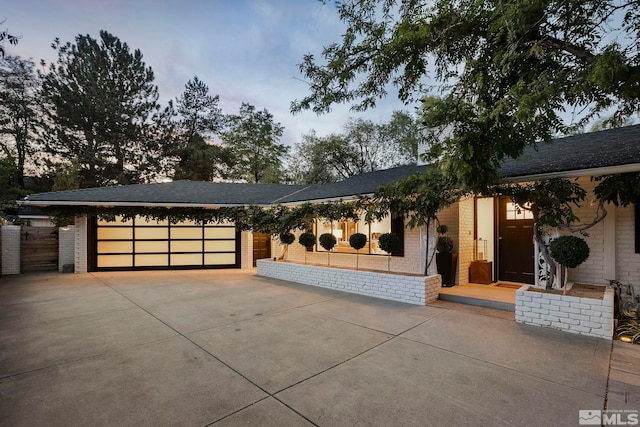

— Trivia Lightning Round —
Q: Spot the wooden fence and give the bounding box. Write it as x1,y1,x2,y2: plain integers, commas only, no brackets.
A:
20,226,59,273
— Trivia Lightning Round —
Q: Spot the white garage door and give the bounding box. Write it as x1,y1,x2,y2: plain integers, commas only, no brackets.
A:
94,216,238,270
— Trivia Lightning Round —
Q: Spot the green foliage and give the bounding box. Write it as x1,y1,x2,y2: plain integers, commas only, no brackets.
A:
298,231,316,249
593,173,640,207
42,31,163,187
0,156,27,216
52,158,81,191
0,19,20,57
436,236,454,253
222,103,287,183
279,232,295,245
437,224,448,234
378,232,401,255
349,233,367,251
319,233,337,251
172,134,234,181
176,75,224,141
293,0,640,191
288,112,421,184
0,55,44,190
549,235,590,269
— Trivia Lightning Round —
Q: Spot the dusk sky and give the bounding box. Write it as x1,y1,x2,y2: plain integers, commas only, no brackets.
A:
4,0,412,147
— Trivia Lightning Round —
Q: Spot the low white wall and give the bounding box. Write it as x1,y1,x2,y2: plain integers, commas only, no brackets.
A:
515,285,614,340
257,259,441,305
58,226,75,272
1,225,21,275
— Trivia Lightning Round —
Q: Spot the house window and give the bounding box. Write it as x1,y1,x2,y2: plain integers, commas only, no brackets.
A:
505,202,533,220
314,213,403,256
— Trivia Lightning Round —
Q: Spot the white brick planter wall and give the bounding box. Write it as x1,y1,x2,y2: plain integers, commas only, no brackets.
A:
257,259,441,305
515,285,614,340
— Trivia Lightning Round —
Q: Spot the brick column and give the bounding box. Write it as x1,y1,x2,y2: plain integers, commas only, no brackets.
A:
74,216,87,273
1,225,21,275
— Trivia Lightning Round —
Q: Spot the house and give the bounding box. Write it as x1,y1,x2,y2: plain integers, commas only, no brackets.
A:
17,125,640,294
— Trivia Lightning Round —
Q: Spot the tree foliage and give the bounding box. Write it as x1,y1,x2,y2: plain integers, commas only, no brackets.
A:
0,55,45,189
0,19,20,57
42,31,164,187
222,103,287,183
293,0,640,191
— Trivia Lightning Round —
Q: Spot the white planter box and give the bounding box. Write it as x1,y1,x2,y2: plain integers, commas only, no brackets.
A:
257,259,441,305
515,285,614,340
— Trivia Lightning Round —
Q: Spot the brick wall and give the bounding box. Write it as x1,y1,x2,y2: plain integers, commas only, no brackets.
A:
240,231,253,270
1,225,21,275
257,259,442,305
58,226,75,272
74,216,87,274
458,197,475,286
515,285,613,340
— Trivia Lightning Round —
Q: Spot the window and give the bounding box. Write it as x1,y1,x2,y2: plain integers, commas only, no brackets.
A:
314,213,403,256
505,202,533,220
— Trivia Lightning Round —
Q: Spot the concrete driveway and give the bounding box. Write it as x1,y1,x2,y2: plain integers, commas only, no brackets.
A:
0,270,615,426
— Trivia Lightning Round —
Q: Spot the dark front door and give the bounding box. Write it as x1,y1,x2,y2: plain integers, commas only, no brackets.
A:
498,198,535,284
253,232,271,266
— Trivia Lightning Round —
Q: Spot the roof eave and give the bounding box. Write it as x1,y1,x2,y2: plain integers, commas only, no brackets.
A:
503,163,640,182
18,200,263,208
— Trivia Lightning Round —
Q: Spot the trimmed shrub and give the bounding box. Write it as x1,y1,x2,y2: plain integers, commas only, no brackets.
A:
319,233,337,251
279,232,295,245
378,233,401,254
436,236,454,253
549,235,590,268
349,233,368,251
298,232,316,249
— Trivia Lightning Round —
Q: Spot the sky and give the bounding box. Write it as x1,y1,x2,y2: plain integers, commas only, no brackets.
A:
3,0,412,148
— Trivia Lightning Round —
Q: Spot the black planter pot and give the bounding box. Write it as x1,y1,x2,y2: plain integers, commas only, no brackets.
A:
436,252,459,287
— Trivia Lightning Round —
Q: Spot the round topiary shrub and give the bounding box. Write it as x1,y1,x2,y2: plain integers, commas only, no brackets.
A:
279,232,295,245
437,224,449,235
378,232,401,254
349,233,368,251
436,236,454,253
319,233,337,251
549,235,590,268
298,232,316,249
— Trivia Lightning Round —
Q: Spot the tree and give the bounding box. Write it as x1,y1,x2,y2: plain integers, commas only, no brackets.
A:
0,19,20,57
42,31,163,187
52,157,81,191
289,111,422,184
0,55,45,190
293,0,640,191
222,103,287,183
171,76,233,181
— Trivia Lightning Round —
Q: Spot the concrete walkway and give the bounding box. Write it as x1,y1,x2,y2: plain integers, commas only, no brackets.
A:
0,270,631,426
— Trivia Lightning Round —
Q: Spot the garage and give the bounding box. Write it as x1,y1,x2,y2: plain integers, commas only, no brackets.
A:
89,215,239,271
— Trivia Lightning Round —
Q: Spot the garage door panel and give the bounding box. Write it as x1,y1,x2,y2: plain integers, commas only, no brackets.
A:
136,227,168,239
97,254,133,268
204,227,236,239
171,240,203,252
136,241,168,253
170,228,203,239
135,254,169,266
205,253,236,265
204,240,236,252
171,253,203,266
97,241,133,254
97,227,133,240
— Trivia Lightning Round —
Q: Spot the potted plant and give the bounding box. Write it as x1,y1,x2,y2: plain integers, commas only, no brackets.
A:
378,232,401,272
349,232,368,270
436,225,458,287
549,235,590,290
298,231,316,264
319,233,337,265
279,232,295,261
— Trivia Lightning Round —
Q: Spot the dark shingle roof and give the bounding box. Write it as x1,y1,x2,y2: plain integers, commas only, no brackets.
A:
500,124,640,178
25,180,306,206
276,164,428,203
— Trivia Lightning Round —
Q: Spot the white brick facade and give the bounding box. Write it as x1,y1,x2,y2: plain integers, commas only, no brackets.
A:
1,225,21,275
240,231,253,270
74,216,88,274
58,226,75,272
257,259,441,305
515,285,614,339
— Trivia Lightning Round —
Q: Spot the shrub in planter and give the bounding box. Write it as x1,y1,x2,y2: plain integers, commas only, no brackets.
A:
435,225,458,287
349,232,368,270
319,233,337,265
298,232,316,264
379,232,401,272
279,232,295,260
549,235,590,288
